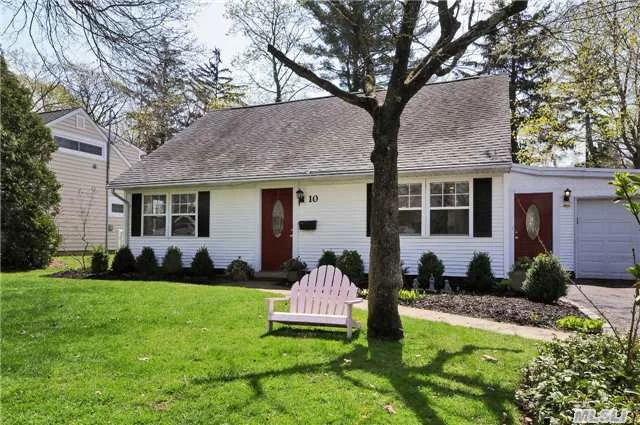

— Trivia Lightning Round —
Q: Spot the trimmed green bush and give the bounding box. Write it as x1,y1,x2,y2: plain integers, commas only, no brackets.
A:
226,257,254,281
191,247,215,278
136,246,158,276
281,256,307,273
556,315,604,334
516,335,638,424
90,246,108,273
417,252,445,290
337,250,364,283
111,246,136,274
317,250,337,267
523,254,568,303
465,252,494,293
162,246,183,276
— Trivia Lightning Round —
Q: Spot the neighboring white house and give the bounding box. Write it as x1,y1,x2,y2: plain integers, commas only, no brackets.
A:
108,75,639,280
39,108,144,252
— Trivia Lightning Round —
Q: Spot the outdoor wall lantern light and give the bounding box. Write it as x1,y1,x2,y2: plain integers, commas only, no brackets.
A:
296,188,305,205
563,188,572,205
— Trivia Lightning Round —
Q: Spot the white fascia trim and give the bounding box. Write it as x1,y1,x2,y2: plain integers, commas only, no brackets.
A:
108,163,512,190
510,164,639,178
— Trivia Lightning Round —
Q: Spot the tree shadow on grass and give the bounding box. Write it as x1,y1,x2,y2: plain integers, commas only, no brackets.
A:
190,336,524,424
262,326,362,342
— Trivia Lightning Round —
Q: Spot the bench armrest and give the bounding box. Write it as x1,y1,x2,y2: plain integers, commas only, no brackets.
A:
344,298,364,305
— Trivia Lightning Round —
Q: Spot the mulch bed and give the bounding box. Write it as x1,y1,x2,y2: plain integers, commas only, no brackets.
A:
401,292,585,329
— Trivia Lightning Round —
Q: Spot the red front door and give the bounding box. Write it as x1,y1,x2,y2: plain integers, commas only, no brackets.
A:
514,193,553,260
261,188,293,271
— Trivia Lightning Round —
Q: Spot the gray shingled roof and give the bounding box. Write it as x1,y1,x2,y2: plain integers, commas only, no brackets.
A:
110,75,511,188
38,108,80,124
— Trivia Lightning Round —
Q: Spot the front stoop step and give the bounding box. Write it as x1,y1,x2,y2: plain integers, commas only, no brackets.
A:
255,271,287,281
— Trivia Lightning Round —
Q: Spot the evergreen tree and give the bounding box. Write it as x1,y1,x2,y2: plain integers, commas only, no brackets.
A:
186,49,246,123
474,1,569,163
1,57,61,270
128,37,188,152
303,1,398,92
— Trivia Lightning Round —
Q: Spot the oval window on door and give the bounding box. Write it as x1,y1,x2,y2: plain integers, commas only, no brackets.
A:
272,200,284,238
525,204,541,240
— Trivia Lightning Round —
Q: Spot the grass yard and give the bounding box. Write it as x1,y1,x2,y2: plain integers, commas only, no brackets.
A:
1,269,537,424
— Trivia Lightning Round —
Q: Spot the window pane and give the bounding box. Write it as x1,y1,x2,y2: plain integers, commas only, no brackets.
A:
445,182,456,194
54,136,79,151
409,194,422,208
398,184,409,195
143,196,153,214
409,184,422,195
443,194,455,207
456,194,469,207
143,216,166,236
187,194,196,213
153,195,166,214
430,183,443,195
111,203,124,213
456,182,469,194
78,142,102,156
430,195,442,207
430,210,469,235
171,215,196,236
399,210,421,235
398,196,409,208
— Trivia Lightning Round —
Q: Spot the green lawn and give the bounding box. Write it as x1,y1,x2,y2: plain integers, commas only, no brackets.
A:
1,269,537,424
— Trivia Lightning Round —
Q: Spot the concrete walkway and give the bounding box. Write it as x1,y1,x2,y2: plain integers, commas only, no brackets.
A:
256,287,569,342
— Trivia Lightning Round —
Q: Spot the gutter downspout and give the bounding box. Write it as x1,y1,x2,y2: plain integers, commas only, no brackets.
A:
111,189,129,248
105,115,112,250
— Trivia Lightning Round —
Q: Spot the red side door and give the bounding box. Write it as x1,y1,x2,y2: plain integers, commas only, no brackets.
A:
514,193,553,260
261,188,293,271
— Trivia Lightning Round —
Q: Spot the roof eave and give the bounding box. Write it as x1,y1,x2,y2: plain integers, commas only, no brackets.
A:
107,162,512,190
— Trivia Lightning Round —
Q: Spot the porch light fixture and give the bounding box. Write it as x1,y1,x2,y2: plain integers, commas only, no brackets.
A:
563,188,572,205
296,188,305,205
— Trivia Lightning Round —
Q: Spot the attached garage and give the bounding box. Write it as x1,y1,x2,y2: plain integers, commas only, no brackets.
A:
576,199,640,279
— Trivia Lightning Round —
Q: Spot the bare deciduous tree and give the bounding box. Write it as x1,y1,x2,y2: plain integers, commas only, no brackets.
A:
269,0,527,339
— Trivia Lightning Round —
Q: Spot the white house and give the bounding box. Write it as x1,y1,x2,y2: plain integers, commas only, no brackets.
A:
39,108,144,252
108,75,639,280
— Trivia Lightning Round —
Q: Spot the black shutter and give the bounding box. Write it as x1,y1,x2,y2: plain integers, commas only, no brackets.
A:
473,178,492,237
198,191,210,237
131,193,142,237
366,183,372,236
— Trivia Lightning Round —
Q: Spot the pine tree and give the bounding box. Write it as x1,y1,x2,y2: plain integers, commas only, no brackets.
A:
474,1,569,163
1,56,61,270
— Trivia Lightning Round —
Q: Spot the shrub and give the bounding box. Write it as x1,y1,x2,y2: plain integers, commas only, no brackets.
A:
90,246,108,273
398,289,425,303
523,254,568,303
135,246,158,276
417,252,445,290
191,247,215,278
495,278,512,293
226,257,254,281
465,252,494,293
556,315,604,334
337,250,364,283
317,250,337,267
111,246,136,274
516,335,638,424
281,256,307,273
1,57,61,271
162,246,183,276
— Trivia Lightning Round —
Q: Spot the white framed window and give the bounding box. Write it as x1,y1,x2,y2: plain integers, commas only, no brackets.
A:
54,136,103,157
171,193,196,236
398,183,422,235
429,181,470,235
143,194,167,236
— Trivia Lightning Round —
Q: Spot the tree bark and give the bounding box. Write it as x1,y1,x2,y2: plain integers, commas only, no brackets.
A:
367,106,404,340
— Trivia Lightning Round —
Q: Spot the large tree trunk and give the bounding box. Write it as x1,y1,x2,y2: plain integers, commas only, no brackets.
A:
367,106,404,340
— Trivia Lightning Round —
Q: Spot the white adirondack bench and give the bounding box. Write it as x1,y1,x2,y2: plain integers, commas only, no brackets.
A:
266,265,363,340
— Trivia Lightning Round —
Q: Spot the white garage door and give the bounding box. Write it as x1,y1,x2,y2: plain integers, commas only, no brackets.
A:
576,199,640,279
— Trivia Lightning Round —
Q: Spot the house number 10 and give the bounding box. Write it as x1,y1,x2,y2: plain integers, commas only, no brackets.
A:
308,195,319,203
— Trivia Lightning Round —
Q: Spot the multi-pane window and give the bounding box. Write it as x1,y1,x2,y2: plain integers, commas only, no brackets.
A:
143,195,166,236
430,181,470,235
171,193,196,236
54,136,103,156
398,183,422,235
111,203,124,214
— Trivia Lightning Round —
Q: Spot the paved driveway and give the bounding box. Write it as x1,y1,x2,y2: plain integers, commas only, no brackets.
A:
564,283,636,331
